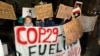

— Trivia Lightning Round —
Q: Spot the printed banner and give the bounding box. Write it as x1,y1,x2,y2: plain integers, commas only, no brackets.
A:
0,40,4,56
35,3,53,20
56,4,73,19
14,26,68,56
0,1,16,20
67,40,81,56
22,7,36,18
78,15,98,32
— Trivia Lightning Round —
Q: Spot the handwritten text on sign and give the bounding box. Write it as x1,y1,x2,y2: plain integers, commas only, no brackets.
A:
14,26,67,56
0,1,16,20
35,3,53,20
56,4,73,19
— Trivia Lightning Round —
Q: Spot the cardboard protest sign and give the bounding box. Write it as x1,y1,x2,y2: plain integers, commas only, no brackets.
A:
0,40,4,56
14,26,68,56
78,15,98,32
22,7,36,18
56,4,73,19
63,18,83,44
67,40,81,56
35,3,53,20
0,1,16,20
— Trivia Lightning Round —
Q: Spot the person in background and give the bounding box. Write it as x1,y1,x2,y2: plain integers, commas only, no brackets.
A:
39,19,45,27
18,16,23,26
35,20,41,26
24,16,33,27
35,1,47,27
45,18,55,27
35,18,45,27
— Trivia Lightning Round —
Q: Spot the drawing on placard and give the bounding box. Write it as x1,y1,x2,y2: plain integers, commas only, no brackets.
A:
22,7,36,18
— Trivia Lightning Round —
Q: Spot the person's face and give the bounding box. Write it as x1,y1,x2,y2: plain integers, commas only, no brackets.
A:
25,17,32,24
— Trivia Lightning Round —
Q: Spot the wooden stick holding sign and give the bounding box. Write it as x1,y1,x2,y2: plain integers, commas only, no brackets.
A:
56,4,73,19
0,1,16,20
35,3,53,20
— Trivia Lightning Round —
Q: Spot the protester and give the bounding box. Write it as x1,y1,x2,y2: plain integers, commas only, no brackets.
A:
35,19,45,27
18,16,23,25
39,20,45,27
24,16,33,27
45,18,55,26
35,20,41,26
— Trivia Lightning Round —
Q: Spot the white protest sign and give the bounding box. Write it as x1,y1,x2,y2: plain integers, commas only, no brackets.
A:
78,15,98,32
67,40,81,56
14,26,68,56
0,40,4,56
22,7,36,18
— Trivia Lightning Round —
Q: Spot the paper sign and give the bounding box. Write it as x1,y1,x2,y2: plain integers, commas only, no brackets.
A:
0,40,4,56
78,15,98,32
0,1,16,20
63,18,83,44
67,40,81,56
14,26,68,56
56,4,73,19
74,1,83,8
22,7,36,18
35,3,53,20
2,43,8,56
